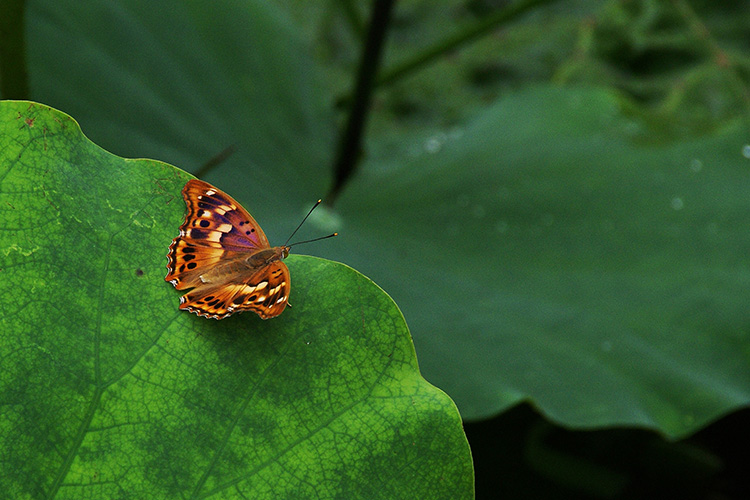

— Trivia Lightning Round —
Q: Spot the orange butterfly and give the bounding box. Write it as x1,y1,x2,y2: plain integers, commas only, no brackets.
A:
165,179,334,319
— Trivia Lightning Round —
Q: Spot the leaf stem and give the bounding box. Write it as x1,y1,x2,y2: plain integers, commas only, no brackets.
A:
328,0,396,204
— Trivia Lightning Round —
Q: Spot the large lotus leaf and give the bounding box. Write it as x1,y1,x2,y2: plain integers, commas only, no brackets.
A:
0,101,473,499
329,86,750,437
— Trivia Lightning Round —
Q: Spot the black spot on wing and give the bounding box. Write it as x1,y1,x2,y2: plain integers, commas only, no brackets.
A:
188,229,209,240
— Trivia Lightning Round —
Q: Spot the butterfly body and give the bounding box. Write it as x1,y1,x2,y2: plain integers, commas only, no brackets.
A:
194,247,288,285
165,179,291,320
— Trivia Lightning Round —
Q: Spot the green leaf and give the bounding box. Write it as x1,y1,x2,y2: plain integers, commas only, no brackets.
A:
0,102,473,499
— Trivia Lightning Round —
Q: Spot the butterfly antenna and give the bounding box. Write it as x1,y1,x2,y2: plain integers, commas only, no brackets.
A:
284,200,338,248
288,232,338,248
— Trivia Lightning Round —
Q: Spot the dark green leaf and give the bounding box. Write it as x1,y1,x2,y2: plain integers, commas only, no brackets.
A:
330,86,750,437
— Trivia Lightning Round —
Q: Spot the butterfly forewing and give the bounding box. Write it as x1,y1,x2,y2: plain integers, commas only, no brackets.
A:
180,179,269,251
165,179,291,319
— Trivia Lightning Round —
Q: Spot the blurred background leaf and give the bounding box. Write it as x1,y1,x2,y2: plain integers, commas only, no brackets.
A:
333,85,750,437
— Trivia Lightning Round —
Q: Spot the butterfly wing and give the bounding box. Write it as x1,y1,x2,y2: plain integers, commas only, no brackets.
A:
177,260,291,319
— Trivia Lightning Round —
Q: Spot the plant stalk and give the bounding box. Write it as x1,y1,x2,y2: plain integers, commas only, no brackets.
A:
328,0,395,204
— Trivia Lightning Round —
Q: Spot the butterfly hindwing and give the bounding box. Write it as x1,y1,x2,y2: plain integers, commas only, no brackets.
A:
178,260,290,320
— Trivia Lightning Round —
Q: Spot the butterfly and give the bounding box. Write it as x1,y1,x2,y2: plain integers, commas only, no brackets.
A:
165,179,334,320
